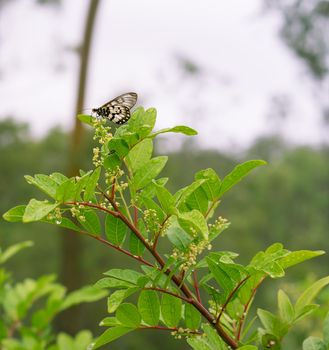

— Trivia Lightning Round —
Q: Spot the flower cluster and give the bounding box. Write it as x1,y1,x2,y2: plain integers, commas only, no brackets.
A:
172,239,212,271
92,147,102,167
47,207,62,224
208,216,230,237
105,168,124,186
70,204,86,222
208,300,221,318
92,118,113,145
143,209,161,233
171,327,198,339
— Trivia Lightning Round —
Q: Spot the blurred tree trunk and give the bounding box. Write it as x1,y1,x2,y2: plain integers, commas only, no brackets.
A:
58,0,100,333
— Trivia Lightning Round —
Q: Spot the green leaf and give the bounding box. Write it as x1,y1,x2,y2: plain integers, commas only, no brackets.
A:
23,199,58,223
323,312,329,346
115,126,139,146
278,289,294,324
84,167,101,201
219,160,267,197
139,177,168,199
116,303,141,327
107,288,139,313
261,334,281,350
0,241,33,264
206,257,244,295
149,125,198,138
50,172,69,185
78,209,101,236
43,216,82,232
187,337,213,350
195,168,222,201
125,138,153,173
129,107,157,138
60,285,107,311
56,178,76,202
161,293,182,327
133,156,168,190
175,179,205,207
105,214,127,245
185,186,209,214
95,277,136,289
279,250,325,269
294,304,319,322
138,290,160,326
138,196,165,222
104,269,143,284
302,337,326,350
74,171,92,200
77,114,94,126
202,324,227,349
104,152,121,170
178,210,208,239
74,331,93,349
89,326,134,349
237,346,258,350
154,181,175,215
166,217,192,250
99,317,121,327
184,303,201,330
2,205,26,222
24,174,59,199
295,276,329,316
107,138,129,158
258,309,287,337
57,333,74,350
129,219,148,256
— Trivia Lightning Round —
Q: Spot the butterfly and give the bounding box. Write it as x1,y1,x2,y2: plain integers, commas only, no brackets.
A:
92,92,138,125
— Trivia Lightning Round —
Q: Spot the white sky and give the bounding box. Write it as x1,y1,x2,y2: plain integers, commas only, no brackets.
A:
0,0,327,150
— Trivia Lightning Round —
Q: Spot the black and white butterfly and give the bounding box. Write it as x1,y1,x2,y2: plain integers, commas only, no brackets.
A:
92,92,138,125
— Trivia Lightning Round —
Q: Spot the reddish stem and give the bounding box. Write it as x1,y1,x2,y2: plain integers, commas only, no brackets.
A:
143,287,192,303
153,215,170,250
79,229,154,267
7,319,20,338
111,178,116,200
133,206,138,226
139,325,201,334
216,275,250,325
64,200,238,349
193,270,202,303
204,200,217,219
236,275,266,341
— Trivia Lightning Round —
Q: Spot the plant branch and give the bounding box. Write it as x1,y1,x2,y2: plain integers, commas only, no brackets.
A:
65,200,238,349
204,199,218,220
236,275,266,341
153,215,170,250
139,325,201,334
7,319,20,338
143,287,192,303
133,205,138,226
77,228,154,268
193,270,202,303
111,178,116,200
216,275,250,325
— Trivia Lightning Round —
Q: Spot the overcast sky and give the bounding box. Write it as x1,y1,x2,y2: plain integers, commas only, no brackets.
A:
0,0,326,150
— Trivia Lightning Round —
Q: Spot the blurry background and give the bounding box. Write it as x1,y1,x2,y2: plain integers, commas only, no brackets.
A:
0,0,328,349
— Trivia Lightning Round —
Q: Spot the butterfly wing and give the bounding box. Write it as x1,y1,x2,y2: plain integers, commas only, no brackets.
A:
110,105,131,125
96,92,137,125
101,92,137,109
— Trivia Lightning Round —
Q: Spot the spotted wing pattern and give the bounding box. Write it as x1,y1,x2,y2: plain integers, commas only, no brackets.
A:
92,92,138,125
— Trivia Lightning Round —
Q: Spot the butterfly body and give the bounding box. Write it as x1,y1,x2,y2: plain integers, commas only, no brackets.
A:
92,92,138,125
